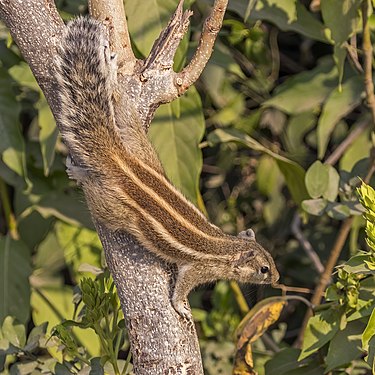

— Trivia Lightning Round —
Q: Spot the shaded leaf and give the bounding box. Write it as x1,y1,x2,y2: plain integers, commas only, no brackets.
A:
149,87,205,206
317,75,364,159
321,0,362,85
231,0,330,42
36,97,58,176
265,348,324,375
326,202,352,220
264,59,337,115
90,357,104,375
301,198,327,216
208,127,308,204
305,161,329,199
0,68,30,188
325,321,364,372
0,237,31,325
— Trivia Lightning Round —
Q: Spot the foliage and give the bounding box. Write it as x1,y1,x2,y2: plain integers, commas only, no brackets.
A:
0,271,130,374
0,0,375,374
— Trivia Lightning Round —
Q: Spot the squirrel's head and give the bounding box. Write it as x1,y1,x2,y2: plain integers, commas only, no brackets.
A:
231,229,279,286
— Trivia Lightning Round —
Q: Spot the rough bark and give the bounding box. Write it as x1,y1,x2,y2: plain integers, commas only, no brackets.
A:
0,0,227,373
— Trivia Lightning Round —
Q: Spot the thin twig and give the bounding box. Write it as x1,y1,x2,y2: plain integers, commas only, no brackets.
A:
175,0,228,95
325,118,370,166
88,0,136,74
294,217,354,348
268,27,280,83
291,213,325,274
346,36,363,74
275,283,315,295
362,0,375,126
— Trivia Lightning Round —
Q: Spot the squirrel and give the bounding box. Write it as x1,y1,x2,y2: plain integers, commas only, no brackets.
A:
55,17,279,317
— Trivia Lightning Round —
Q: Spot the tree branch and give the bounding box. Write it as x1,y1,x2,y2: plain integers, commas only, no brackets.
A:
175,0,228,95
88,0,136,74
0,0,211,372
291,213,325,275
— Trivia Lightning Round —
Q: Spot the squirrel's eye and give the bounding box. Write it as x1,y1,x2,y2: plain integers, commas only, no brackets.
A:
260,266,269,274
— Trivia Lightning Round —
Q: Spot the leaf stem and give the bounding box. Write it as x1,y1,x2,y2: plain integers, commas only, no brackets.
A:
0,178,19,239
229,281,249,315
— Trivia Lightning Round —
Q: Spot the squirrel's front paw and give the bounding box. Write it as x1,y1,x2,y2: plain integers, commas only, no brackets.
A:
172,298,192,319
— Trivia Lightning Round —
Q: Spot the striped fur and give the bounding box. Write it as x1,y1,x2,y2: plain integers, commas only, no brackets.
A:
55,17,279,316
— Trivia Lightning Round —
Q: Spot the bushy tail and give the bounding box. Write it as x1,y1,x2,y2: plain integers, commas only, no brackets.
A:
55,17,122,169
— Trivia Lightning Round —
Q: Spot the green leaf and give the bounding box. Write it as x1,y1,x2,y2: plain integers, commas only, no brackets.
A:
264,348,324,375
149,87,205,206
36,96,58,176
321,0,362,85
31,286,101,356
299,308,344,360
1,316,26,348
264,59,337,115
325,320,364,372
362,308,375,351
317,76,364,159
323,166,340,202
284,111,316,159
90,357,104,375
0,68,30,188
0,236,31,325
326,202,352,220
305,161,329,199
301,198,327,216
236,0,330,42
55,222,102,282
340,130,372,172
8,61,39,91
208,127,308,204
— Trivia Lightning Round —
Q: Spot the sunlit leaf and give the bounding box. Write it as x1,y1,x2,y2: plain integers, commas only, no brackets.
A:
299,308,344,360
1,316,26,348
362,308,375,351
31,286,101,357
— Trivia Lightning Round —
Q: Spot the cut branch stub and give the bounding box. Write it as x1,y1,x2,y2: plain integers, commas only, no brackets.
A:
141,0,192,74
126,0,228,128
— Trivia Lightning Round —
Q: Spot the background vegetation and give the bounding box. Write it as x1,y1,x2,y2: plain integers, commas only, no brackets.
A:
0,0,375,374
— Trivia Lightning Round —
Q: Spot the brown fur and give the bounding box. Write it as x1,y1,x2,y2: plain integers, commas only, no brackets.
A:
56,17,279,316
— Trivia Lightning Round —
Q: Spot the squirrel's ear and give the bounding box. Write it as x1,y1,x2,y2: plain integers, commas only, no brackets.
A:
238,228,255,240
233,250,255,265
